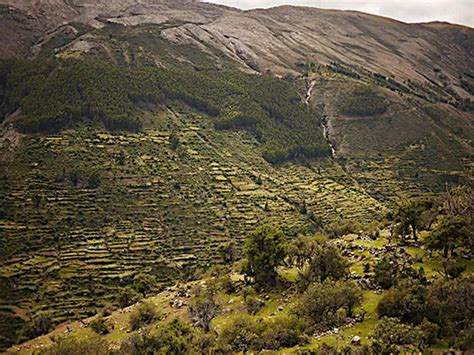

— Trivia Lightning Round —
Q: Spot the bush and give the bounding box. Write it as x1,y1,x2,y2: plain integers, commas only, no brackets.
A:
38,337,108,355
188,295,218,333
296,242,349,290
216,314,307,352
118,286,141,308
245,296,264,315
90,315,109,335
296,280,362,327
217,276,237,294
371,317,423,354
120,318,193,355
324,220,358,238
128,301,161,331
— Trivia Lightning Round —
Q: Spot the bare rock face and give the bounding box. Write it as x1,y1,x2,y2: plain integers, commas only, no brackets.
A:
0,0,238,57
0,0,472,96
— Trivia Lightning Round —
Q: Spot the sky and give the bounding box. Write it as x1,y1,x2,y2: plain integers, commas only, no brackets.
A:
207,0,474,27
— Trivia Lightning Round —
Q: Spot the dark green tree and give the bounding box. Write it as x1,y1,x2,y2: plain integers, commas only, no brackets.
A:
425,216,471,258
132,273,157,297
243,225,287,286
393,200,428,242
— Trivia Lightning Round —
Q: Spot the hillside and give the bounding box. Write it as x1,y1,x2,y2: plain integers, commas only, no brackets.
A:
0,0,473,352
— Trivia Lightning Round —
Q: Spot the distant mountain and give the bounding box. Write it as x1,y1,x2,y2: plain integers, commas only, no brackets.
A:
1,0,473,160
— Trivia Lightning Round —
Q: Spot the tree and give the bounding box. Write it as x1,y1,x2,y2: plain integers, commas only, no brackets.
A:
132,273,157,297
287,235,320,270
301,243,348,286
377,286,427,324
373,254,421,289
425,216,471,258
119,286,141,308
29,313,53,337
393,200,428,242
425,275,474,338
218,241,237,264
189,295,218,333
243,225,286,286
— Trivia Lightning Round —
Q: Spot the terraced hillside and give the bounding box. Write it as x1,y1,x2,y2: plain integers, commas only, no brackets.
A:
3,96,466,349
0,0,473,351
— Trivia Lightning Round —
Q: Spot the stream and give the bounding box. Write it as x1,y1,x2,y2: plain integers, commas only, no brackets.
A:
305,80,336,158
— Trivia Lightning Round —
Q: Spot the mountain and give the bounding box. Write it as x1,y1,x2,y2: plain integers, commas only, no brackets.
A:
0,0,472,352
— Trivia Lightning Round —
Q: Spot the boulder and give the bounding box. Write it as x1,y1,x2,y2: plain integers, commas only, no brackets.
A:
351,335,361,345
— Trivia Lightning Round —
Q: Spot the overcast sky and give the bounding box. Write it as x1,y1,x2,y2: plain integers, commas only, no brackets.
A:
207,0,473,27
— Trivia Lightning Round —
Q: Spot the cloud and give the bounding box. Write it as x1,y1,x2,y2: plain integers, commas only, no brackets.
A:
206,0,474,27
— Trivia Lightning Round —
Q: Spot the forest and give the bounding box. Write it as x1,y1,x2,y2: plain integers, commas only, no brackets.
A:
0,58,330,163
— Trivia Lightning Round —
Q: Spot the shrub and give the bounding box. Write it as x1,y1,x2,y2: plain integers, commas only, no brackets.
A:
118,286,141,308
324,219,358,238
296,280,362,327
128,301,161,331
38,336,109,355
217,315,265,352
245,296,264,315
120,319,193,355
90,315,109,335
216,314,307,352
371,317,423,354
188,295,218,333
296,242,349,290
218,276,237,294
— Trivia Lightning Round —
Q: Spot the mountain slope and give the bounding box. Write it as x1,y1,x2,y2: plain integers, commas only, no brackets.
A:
0,0,473,351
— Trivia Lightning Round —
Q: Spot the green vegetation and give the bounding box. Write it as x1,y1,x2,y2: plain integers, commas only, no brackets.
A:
242,225,287,285
296,279,363,326
11,188,473,354
120,318,197,355
0,57,329,163
128,301,161,331
338,84,388,117
38,336,109,355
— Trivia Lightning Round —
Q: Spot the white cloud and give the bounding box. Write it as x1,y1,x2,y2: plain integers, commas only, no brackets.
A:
206,0,474,27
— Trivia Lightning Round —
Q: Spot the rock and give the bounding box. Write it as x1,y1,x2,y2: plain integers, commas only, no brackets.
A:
171,299,185,308
278,305,284,311
351,335,361,345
